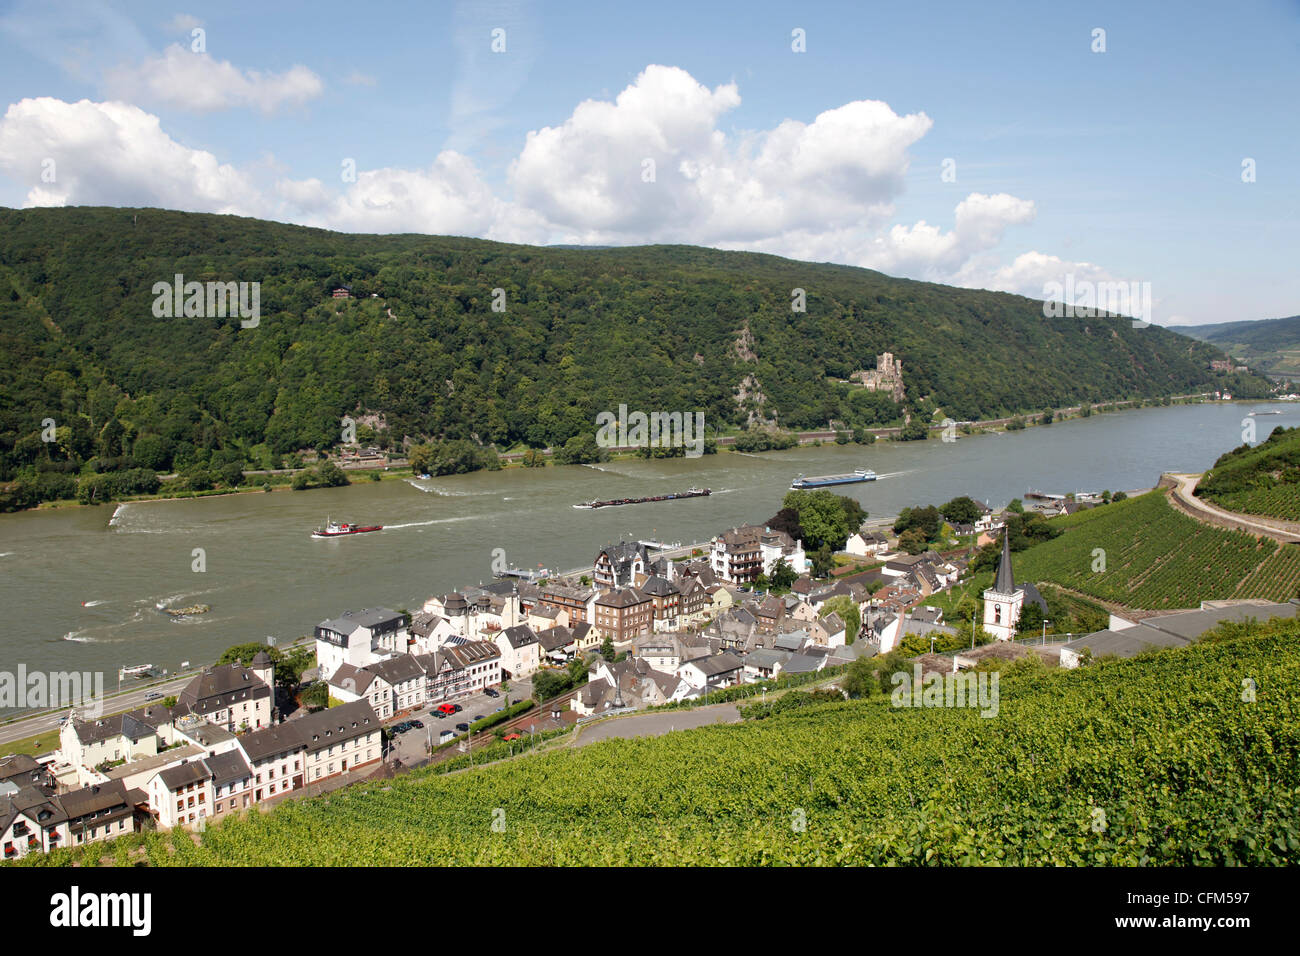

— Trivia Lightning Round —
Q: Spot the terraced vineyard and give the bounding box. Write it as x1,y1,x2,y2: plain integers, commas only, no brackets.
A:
1214,486,1300,522
18,623,1300,866
1197,424,1300,520
1015,492,1296,608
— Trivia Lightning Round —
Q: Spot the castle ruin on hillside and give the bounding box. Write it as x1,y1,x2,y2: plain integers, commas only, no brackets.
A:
850,352,906,403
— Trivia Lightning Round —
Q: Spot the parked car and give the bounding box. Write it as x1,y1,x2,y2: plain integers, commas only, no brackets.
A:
409,719,424,729
436,703,456,715
503,733,521,741
392,722,410,733
455,722,470,732
432,710,447,719
484,688,499,698
452,703,463,713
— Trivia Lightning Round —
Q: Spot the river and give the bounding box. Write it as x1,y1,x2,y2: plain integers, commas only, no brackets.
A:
1,400,1294,692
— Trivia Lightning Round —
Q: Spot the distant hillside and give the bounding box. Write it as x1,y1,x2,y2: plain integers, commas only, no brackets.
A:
24,621,1300,866
1170,315,1300,378
1170,314,1300,351
0,207,1267,493
1198,424,1300,520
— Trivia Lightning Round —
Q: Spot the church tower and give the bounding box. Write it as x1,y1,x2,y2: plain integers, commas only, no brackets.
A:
982,529,1025,641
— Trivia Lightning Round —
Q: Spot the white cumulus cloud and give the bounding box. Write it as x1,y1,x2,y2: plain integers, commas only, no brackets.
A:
0,66,1121,297
0,97,264,213
105,44,323,113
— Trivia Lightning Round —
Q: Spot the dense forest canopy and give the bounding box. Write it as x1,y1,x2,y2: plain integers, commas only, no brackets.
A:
0,207,1267,494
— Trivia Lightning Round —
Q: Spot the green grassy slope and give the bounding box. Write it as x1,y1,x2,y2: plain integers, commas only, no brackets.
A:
20,622,1300,866
1013,492,1298,608
1197,425,1300,520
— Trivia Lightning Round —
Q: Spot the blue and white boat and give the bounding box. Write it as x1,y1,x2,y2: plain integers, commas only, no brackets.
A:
790,468,876,489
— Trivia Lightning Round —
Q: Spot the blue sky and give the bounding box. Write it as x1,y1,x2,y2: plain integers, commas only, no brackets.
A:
0,0,1296,325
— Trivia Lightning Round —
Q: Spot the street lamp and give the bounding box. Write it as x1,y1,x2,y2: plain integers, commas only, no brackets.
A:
1041,619,1050,643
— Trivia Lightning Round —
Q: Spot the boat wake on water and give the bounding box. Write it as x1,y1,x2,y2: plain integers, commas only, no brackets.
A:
383,515,480,530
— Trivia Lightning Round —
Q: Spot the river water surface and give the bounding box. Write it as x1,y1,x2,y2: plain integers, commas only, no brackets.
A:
1,401,1294,686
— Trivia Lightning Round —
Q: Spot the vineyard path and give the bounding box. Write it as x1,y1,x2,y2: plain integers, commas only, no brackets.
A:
1164,472,1300,543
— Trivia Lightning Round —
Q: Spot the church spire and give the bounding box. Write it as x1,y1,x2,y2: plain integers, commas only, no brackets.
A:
994,527,1015,593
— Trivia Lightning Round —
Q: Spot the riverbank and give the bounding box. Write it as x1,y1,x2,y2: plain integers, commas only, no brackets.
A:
4,401,1293,687
8,393,1228,515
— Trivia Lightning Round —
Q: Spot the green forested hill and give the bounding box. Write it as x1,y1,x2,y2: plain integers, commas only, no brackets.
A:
1171,314,1300,351
1197,424,1300,520
1171,315,1300,379
0,206,1264,494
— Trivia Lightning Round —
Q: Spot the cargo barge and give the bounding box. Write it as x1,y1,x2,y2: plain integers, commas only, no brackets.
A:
790,469,876,489
573,487,711,510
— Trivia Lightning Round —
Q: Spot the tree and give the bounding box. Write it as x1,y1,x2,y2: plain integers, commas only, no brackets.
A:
300,682,329,710
954,594,981,624
769,557,797,592
532,668,571,701
600,636,616,662
161,695,177,709
1113,491,1127,502
1007,498,1025,513
553,433,606,465
217,642,294,685
218,462,245,488
820,595,861,643
838,495,867,531
940,495,982,526
810,543,835,578
765,507,804,543
1017,601,1046,636
899,417,929,441
315,461,350,487
898,528,927,554
782,489,854,550
841,656,875,698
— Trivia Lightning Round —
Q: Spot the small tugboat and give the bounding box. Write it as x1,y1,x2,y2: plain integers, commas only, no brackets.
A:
312,518,384,538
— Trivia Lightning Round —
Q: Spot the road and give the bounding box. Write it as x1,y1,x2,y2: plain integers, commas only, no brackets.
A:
570,703,741,746
0,672,195,751
1164,472,1300,543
